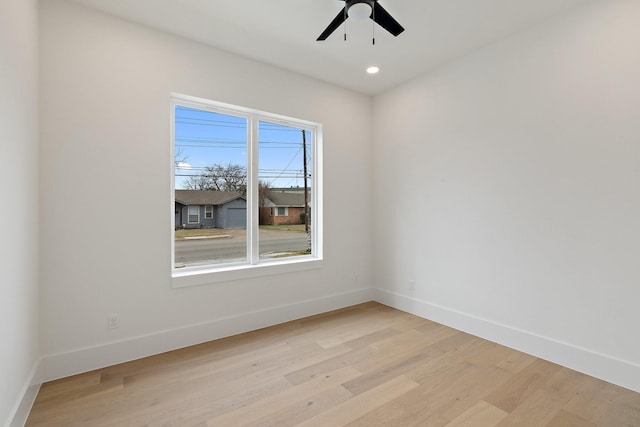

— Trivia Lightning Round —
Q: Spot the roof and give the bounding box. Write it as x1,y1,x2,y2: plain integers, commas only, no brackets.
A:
266,190,308,207
270,187,306,193
175,190,244,206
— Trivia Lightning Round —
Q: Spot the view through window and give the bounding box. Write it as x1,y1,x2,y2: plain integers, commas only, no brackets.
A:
172,97,319,274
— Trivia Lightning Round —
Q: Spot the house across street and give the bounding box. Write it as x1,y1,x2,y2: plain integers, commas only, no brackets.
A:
260,188,310,226
175,190,246,229
175,189,311,229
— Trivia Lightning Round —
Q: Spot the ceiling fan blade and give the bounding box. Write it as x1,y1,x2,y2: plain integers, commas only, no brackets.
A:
317,8,347,41
371,2,404,37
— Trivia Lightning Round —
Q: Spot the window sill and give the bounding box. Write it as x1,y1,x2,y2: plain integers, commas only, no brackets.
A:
171,257,323,288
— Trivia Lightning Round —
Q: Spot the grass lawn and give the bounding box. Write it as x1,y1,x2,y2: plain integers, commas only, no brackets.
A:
175,228,233,239
259,224,308,232
175,224,307,239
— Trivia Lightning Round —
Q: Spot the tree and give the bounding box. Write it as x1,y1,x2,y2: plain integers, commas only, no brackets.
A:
258,180,272,207
182,173,210,191
174,147,188,168
184,162,247,194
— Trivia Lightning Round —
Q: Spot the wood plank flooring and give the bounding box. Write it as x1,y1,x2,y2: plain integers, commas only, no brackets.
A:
26,302,640,426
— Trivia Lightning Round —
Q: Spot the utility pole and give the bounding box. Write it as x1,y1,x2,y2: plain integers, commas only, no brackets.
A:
302,130,309,233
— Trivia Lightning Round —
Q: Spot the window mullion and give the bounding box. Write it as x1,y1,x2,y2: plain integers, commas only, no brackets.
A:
247,117,260,264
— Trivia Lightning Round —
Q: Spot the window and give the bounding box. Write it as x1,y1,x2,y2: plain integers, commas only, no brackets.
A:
171,94,322,286
204,205,213,219
188,205,199,223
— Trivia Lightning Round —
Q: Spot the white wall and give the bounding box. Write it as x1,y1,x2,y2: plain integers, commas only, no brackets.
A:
39,0,373,380
373,0,640,392
0,0,41,425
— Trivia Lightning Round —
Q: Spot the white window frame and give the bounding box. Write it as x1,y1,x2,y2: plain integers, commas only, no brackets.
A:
204,205,214,220
187,205,200,224
170,93,323,288
276,207,288,217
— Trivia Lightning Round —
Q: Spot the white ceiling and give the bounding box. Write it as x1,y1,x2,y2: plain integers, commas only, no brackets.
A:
70,0,590,95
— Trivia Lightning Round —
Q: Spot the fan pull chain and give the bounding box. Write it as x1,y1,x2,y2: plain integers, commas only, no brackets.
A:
372,4,376,45
344,6,347,41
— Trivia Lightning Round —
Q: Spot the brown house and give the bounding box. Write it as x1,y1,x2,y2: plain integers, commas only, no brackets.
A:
260,189,310,225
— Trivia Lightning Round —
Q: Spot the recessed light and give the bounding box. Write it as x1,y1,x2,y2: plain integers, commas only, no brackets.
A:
367,66,380,74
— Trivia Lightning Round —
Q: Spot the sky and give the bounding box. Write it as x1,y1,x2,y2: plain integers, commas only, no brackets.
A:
174,106,312,190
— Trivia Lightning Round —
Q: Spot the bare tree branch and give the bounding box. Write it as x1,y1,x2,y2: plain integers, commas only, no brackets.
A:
183,162,247,195
258,180,272,207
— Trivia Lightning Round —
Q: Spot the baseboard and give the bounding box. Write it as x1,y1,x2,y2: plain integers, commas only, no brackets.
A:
5,359,42,427
42,287,374,382
374,288,640,393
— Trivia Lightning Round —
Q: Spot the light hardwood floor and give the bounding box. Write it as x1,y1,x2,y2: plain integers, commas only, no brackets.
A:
27,302,640,426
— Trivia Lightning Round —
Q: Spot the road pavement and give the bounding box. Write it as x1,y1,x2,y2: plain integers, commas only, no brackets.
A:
175,231,308,266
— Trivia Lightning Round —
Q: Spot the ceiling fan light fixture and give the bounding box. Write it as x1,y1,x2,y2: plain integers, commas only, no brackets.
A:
316,0,404,42
348,3,372,20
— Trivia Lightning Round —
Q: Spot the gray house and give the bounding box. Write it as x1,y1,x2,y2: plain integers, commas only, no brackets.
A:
175,190,246,229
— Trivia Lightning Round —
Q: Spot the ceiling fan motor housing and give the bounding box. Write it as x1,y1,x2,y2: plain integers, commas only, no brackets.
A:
346,0,374,18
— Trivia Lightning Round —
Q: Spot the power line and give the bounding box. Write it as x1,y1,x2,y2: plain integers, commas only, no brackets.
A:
268,146,303,186
176,139,301,145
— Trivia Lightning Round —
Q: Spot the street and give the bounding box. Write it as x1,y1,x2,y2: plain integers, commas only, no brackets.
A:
175,231,308,266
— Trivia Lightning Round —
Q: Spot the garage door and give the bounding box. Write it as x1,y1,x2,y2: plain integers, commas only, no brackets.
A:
226,208,246,229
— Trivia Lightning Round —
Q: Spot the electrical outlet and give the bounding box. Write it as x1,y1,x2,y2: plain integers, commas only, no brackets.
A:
409,280,415,291
108,313,120,329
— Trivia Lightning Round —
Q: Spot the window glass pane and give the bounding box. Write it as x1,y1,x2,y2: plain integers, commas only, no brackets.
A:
188,206,199,223
174,106,247,268
258,121,312,260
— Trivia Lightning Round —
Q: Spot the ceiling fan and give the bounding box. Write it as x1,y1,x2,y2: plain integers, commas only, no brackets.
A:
317,0,405,43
